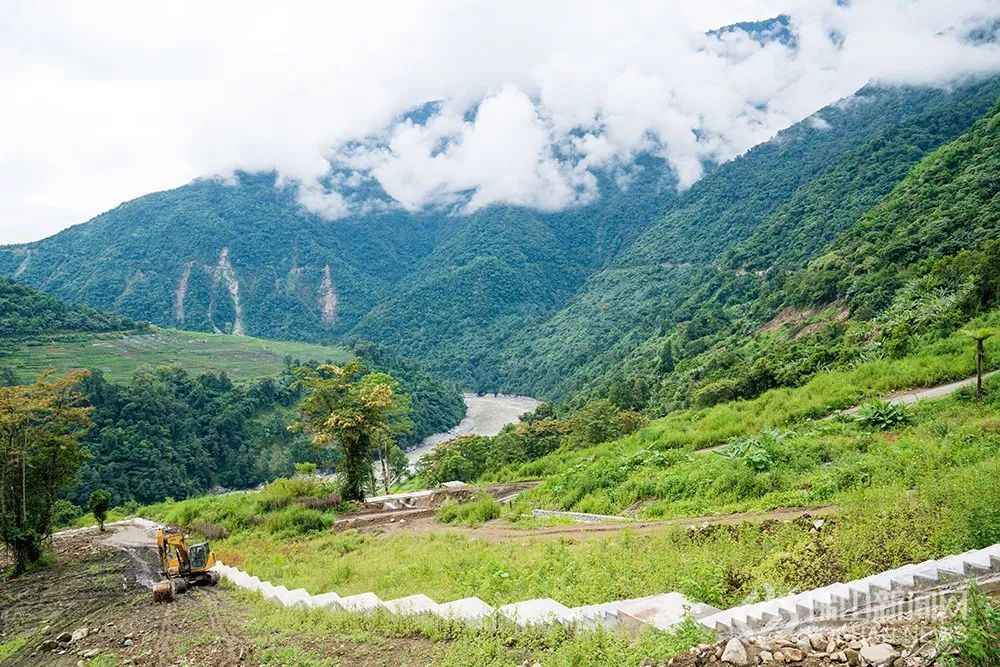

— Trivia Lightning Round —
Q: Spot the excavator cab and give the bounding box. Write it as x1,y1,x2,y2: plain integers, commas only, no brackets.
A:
153,526,220,602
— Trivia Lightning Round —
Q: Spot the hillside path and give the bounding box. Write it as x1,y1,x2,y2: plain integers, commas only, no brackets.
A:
392,504,837,543
841,370,999,415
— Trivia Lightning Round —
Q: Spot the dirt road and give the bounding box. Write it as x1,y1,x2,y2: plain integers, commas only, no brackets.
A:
390,504,837,543
842,370,999,414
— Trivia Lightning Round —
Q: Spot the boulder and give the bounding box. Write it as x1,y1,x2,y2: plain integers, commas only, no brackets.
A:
783,648,805,662
70,628,88,643
860,644,898,666
722,638,750,666
809,634,828,651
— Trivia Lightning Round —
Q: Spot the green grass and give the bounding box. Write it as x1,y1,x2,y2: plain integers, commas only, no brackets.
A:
488,317,1000,515
437,494,502,527
0,326,349,382
0,637,29,663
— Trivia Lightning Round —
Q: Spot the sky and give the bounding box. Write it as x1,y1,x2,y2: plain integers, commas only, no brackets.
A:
2,0,1000,244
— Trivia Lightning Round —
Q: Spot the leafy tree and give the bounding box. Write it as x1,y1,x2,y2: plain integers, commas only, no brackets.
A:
0,370,92,572
293,360,406,501
88,489,111,531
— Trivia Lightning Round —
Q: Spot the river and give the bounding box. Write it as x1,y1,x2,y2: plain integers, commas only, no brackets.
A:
406,392,542,465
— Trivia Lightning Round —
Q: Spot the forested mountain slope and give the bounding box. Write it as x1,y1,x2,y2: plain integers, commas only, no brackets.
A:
583,94,1000,414
351,159,675,387
3,78,997,403
499,77,1000,403
0,157,675,391
0,174,444,340
0,277,143,335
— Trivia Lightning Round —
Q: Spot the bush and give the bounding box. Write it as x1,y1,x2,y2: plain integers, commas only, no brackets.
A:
88,489,112,531
855,399,910,430
190,521,229,541
436,494,502,527
265,505,334,536
937,585,1000,667
257,476,330,512
51,499,82,529
294,462,318,477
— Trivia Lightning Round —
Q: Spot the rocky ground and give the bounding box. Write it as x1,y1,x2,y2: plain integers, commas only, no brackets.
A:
666,614,966,667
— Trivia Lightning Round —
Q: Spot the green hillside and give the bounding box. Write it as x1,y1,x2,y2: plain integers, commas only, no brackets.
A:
499,78,1000,404
9,83,998,398
0,277,142,335
0,282,464,506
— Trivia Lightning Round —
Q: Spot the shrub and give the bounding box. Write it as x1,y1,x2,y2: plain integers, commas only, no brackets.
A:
300,492,343,511
265,506,334,536
190,521,228,541
257,476,329,512
937,585,1000,667
51,499,82,529
855,399,910,430
294,462,318,477
436,494,502,527
88,489,112,531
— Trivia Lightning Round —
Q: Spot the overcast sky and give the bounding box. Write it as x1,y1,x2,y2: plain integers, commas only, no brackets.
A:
2,0,999,244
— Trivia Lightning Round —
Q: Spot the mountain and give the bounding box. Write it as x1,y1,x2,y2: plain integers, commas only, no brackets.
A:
498,77,1000,405
561,88,1000,413
3,78,998,403
0,157,676,389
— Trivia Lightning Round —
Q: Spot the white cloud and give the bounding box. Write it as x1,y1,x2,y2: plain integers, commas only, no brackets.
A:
0,0,998,243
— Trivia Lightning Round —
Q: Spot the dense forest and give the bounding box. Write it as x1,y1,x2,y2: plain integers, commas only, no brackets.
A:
0,278,144,335
0,282,464,507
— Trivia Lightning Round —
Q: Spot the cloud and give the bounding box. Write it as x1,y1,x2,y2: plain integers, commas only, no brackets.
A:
1,0,999,243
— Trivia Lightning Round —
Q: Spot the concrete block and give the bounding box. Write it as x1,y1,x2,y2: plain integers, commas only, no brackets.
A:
499,598,573,626
384,594,439,615
338,592,384,612
286,588,312,608
308,592,344,610
434,597,496,625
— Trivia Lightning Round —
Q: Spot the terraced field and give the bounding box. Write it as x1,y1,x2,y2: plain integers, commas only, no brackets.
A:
0,327,350,382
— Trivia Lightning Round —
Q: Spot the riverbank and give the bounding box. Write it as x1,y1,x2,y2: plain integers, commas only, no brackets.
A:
406,392,542,465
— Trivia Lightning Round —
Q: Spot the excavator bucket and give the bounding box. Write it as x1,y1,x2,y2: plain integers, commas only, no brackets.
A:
152,581,174,603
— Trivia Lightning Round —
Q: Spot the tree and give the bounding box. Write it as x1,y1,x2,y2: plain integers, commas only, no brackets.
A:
965,328,996,401
292,360,408,502
0,370,92,573
88,489,111,531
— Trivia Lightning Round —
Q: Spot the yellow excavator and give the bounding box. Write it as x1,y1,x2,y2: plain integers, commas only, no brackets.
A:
152,526,220,602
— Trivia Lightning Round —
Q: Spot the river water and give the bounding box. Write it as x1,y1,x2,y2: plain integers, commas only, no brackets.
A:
406,392,542,466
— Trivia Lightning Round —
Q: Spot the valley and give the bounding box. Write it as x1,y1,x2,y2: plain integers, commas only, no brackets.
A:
3,7,1000,667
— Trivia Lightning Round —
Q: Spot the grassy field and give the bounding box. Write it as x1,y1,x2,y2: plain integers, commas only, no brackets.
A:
140,376,1000,613
0,327,350,382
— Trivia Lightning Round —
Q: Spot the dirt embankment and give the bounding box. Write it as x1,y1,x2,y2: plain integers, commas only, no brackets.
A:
0,526,254,666
2,524,437,666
